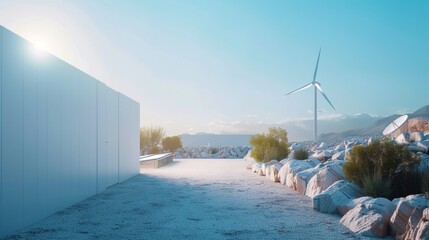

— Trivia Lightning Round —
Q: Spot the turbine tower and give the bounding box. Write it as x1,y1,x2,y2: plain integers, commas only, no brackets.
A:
285,49,335,141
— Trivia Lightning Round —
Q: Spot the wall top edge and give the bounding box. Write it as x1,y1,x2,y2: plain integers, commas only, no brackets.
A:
0,25,139,106
118,92,140,106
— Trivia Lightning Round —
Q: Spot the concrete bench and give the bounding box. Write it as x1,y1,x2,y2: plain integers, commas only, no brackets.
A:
140,153,173,168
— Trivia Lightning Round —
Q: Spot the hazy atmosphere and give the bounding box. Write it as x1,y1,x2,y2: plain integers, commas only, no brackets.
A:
2,1,429,239
1,0,428,139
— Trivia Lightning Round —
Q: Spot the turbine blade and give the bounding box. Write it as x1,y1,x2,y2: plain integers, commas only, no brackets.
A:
315,83,336,110
285,82,313,96
313,48,321,83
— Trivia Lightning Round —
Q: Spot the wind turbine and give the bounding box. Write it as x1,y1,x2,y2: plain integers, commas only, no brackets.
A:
285,49,335,141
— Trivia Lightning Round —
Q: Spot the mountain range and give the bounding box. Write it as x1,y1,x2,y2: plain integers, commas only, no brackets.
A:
319,105,429,141
180,105,429,146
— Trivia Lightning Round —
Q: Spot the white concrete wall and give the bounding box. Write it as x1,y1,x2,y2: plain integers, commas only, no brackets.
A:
0,26,140,237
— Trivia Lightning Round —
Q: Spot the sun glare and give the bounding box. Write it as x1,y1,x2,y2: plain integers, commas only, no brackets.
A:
30,36,49,57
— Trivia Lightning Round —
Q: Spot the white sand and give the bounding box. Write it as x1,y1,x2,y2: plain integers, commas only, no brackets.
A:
6,159,359,239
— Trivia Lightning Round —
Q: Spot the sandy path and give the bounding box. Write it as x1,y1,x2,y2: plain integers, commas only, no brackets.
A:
4,159,359,240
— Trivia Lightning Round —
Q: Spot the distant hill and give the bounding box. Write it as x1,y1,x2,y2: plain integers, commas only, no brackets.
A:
413,105,429,117
180,133,252,147
180,113,383,145
283,113,381,141
179,106,429,146
319,105,429,141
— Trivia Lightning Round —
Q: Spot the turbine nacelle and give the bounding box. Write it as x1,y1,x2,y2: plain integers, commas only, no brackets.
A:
284,81,335,111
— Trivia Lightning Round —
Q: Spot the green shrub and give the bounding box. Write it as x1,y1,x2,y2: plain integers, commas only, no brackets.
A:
293,148,309,160
422,169,429,199
250,127,289,162
210,148,219,154
343,140,421,199
344,141,413,187
162,136,183,153
363,174,391,199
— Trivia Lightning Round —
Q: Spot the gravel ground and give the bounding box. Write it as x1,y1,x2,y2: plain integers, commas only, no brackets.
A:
4,159,362,240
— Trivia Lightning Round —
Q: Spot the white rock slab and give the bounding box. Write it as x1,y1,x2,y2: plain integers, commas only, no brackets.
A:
267,163,283,182
396,132,410,144
261,160,278,176
337,197,374,216
340,198,396,238
389,194,429,237
282,160,313,189
312,180,364,214
409,132,424,142
306,162,345,198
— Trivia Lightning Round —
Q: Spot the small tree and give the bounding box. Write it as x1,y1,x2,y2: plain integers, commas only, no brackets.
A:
162,136,183,153
149,146,160,154
250,127,289,162
140,126,166,153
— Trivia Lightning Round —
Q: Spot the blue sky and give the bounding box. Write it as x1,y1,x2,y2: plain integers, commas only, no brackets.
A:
0,0,428,136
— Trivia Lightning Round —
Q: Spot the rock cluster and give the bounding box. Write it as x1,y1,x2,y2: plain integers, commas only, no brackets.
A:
174,146,250,159
395,131,429,153
247,135,429,238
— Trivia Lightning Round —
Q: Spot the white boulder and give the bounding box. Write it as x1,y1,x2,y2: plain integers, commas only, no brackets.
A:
306,158,321,167
279,158,290,165
305,161,345,198
396,132,410,144
280,160,313,189
402,208,429,240
310,151,333,161
242,151,256,169
317,142,328,150
408,145,428,153
294,167,321,194
290,143,304,151
312,180,364,214
410,132,425,142
261,160,278,176
344,147,352,161
417,140,429,153
278,160,311,185
251,163,262,173
266,163,283,182
340,198,396,238
337,197,374,216
389,194,429,237
331,151,345,160
334,143,345,151
294,160,342,195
